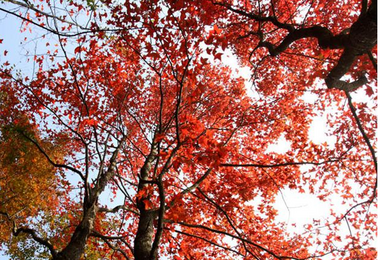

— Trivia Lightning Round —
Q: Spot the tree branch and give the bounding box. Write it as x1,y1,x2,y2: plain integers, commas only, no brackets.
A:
164,227,245,257
217,0,377,92
220,158,342,168
92,231,131,260
177,221,343,260
0,211,58,258
344,91,377,199
18,130,85,180
98,205,139,215
367,51,377,71
197,188,260,259
167,168,213,209
149,179,165,260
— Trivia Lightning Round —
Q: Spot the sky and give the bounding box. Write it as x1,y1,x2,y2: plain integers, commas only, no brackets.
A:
0,5,27,69
0,1,381,259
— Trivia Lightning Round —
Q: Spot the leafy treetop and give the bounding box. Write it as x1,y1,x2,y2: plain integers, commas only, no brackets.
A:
0,0,377,259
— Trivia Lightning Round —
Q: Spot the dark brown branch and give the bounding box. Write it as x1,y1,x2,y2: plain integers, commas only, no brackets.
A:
165,227,245,256
341,199,375,223
361,0,368,16
1,212,58,258
149,178,165,260
316,196,377,232
0,7,69,36
220,158,341,168
218,0,377,92
177,221,342,259
213,1,296,32
258,26,346,55
344,91,377,198
197,188,260,259
92,135,127,200
92,231,131,260
18,131,85,180
14,227,58,257
367,51,377,71
0,3,130,37
98,205,139,215
325,70,368,92
90,230,128,240
5,0,79,26
167,168,213,210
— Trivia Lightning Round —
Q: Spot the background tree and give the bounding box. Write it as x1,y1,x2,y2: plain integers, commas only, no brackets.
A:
0,0,376,259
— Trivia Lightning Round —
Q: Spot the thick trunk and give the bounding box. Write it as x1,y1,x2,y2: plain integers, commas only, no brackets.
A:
325,0,377,91
53,204,97,260
134,141,159,260
134,209,156,260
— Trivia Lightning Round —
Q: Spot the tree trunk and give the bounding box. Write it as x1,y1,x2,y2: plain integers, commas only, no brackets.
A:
134,209,157,260
134,141,158,260
53,204,97,260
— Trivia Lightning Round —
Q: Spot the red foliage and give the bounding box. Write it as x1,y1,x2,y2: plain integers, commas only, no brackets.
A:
0,0,376,259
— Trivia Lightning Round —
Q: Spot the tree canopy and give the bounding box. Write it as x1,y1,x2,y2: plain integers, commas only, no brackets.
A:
0,0,377,259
